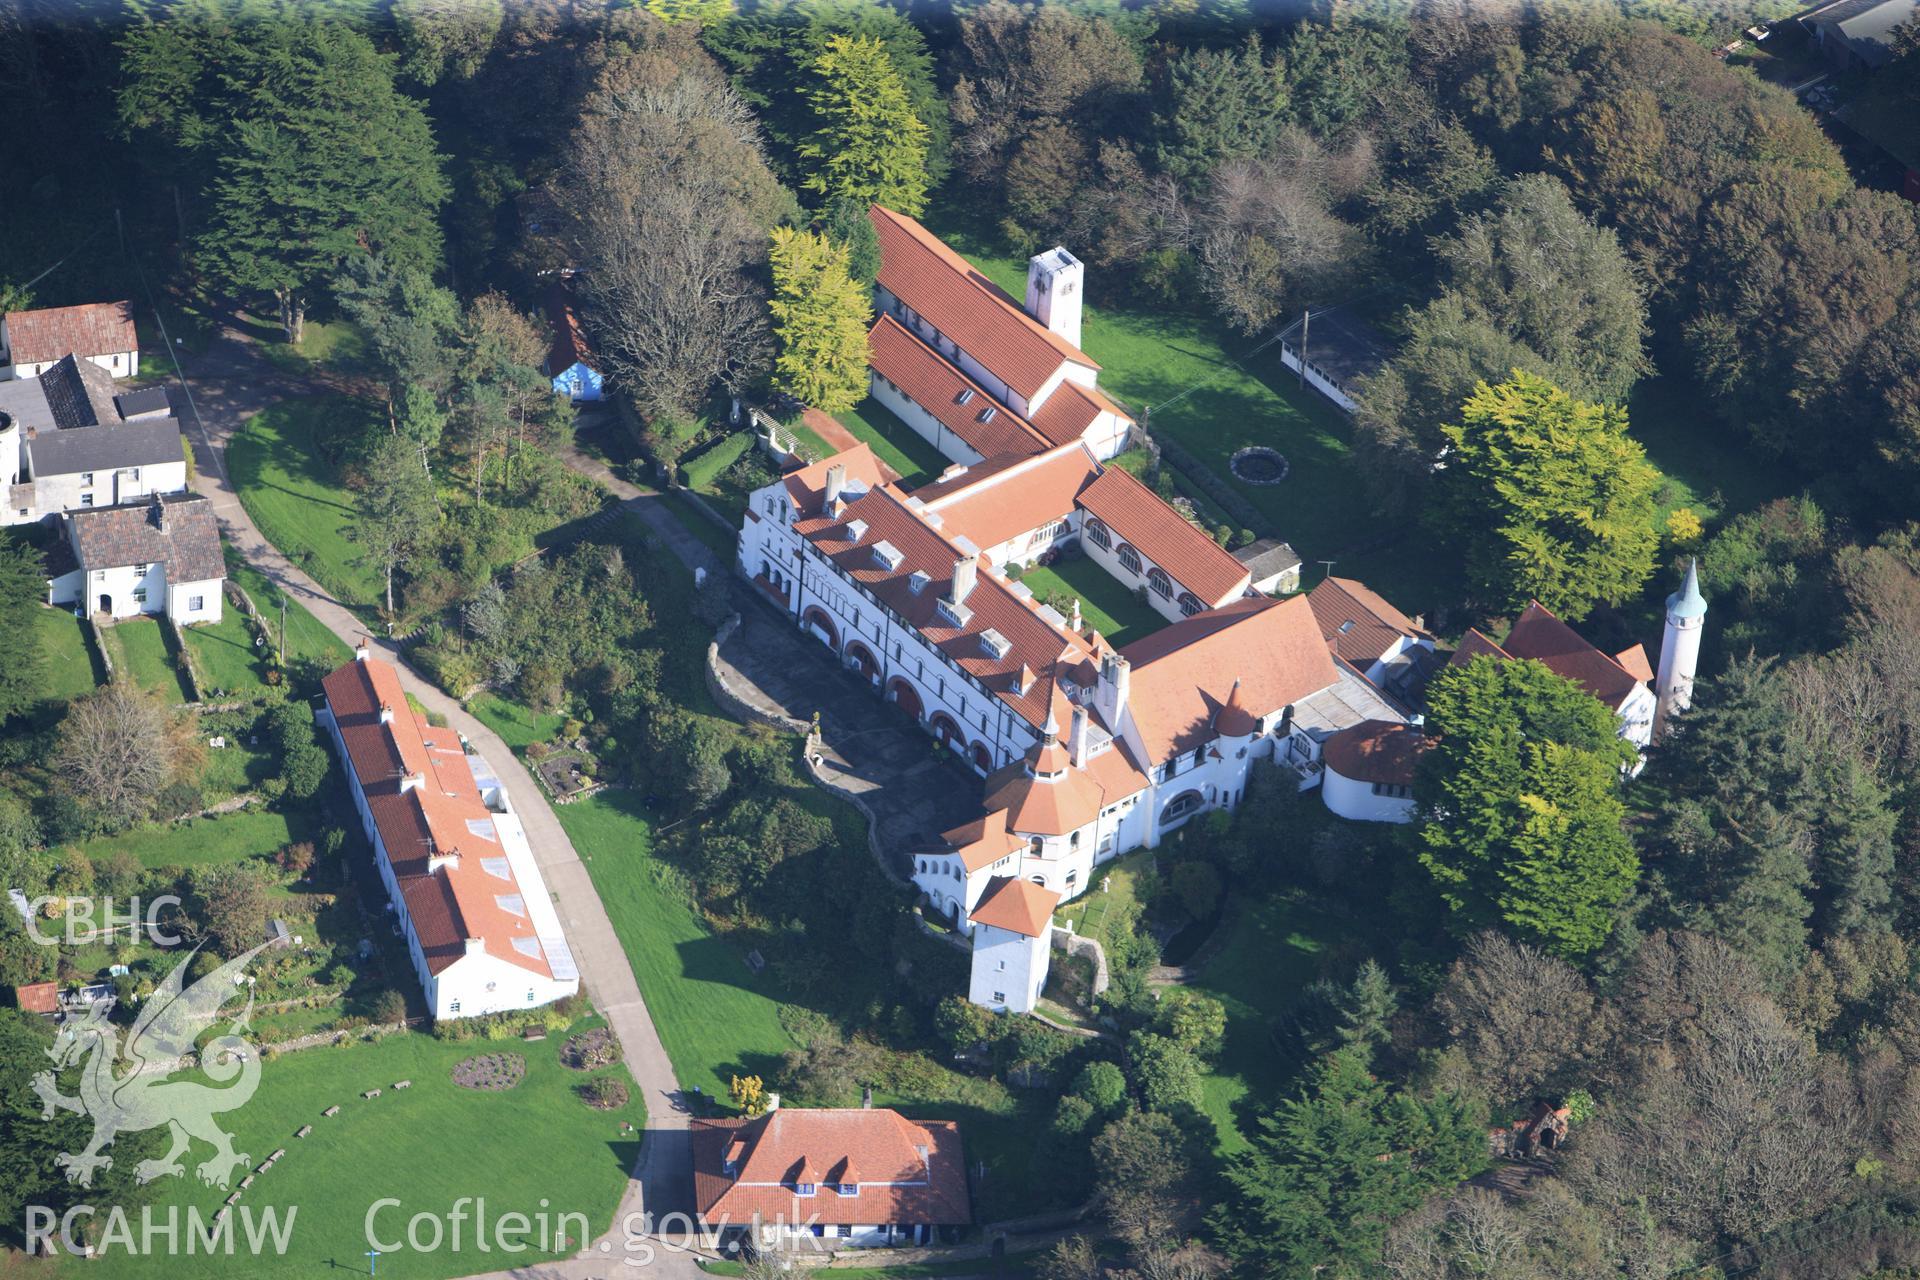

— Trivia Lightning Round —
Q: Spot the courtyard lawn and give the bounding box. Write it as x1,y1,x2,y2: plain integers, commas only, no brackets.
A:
32,605,103,703
228,395,385,610
1185,887,1366,1153
1052,849,1153,952
556,789,795,1099
61,807,310,870
1014,555,1166,648
832,396,951,489
466,692,565,752
102,616,193,703
86,1023,644,1280
227,559,355,669
183,607,267,696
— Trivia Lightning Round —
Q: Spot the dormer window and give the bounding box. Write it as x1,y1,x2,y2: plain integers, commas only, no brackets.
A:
955,388,975,406
845,519,868,542
795,1182,816,1197
870,540,904,571
908,570,930,595
936,598,972,628
978,628,1011,660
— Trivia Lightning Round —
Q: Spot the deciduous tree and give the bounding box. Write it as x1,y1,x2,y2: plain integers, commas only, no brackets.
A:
53,686,198,834
1433,371,1659,620
354,429,439,618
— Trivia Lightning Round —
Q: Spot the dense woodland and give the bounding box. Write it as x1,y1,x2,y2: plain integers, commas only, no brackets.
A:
3,0,1920,1276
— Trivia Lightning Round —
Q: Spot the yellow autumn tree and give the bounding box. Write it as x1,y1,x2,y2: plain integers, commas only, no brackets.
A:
767,226,872,414
729,1073,767,1116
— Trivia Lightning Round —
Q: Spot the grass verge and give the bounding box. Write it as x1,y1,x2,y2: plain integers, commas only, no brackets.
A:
228,395,385,610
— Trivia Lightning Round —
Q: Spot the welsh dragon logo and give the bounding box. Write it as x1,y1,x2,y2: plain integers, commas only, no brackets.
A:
31,944,268,1189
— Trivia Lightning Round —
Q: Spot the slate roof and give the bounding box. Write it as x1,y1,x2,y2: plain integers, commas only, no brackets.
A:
113,386,172,419
1235,537,1302,584
4,301,137,366
691,1108,970,1227
67,494,222,580
322,653,565,980
1278,306,1394,390
38,354,120,429
28,418,184,479
870,206,1095,401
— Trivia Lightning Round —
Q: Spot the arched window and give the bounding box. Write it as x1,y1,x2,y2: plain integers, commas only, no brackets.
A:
1118,544,1142,575
1160,790,1204,825
1086,519,1111,551
1178,593,1203,617
1030,875,1047,888
1070,830,1081,849
917,859,927,874
1029,836,1044,856
1148,568,1172,598
953,865,962,882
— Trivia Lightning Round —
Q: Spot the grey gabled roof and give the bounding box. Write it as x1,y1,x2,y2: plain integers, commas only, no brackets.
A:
67,493,223,582
114,385,172,419
0,377,54,433
27,417,185,479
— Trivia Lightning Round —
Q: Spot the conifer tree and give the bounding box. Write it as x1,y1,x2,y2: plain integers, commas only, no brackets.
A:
1433,370,1660,621
1815,752,1898,936
767,226,872,414
1334,959,1397,1051
799,35,930,215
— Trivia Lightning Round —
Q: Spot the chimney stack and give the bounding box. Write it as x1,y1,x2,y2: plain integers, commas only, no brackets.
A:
824,462,846,511
1069,597,1082,634
1095,647,1130,728
948,555,978,607
1069,705,1090,768
378,703,394,724
355,639,371,662
400,771,425,793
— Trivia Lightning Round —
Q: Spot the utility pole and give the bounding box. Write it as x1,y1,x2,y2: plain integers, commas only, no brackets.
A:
1297,309,1311,390
278,595,287,667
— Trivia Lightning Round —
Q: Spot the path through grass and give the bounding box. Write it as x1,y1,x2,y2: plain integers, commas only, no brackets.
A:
556,789,795,1100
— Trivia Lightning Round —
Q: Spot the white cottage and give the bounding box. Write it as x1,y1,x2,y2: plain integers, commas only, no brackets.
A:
0,301,139,380
47,493,223,624
0,354,187,525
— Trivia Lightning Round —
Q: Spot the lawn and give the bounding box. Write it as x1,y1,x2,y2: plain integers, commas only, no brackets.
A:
228,395,385,610
667,489,741,561
60,807,311,870
466,691,565,752
1185,887,1366,1153
1628,374,1791,531
1013,554,1166,648
183,606,268,696
85,1022,643,1280
101,616,193,702
555,789,796,1100
247,313,370,376
1052,849,1153,951
832,395,951,489
227,557,356,670
32,605,103,703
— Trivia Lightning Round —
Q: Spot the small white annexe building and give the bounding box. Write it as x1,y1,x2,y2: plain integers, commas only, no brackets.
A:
319,649,580,1020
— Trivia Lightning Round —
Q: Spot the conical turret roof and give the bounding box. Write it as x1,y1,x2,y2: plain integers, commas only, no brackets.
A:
1667,558,1707,621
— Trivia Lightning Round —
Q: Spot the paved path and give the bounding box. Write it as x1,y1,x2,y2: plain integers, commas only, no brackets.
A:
158,329,705,1276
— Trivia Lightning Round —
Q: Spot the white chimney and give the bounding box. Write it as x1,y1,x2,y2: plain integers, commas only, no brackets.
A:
354,641,371,662
1094,647,1130,729
824,462,846,508
1026,247,1084,350
378,703,395,725
765,1092,781,1112
400,771,425,793
948,555,978,607
464,937,485,956
1069,705,1090,769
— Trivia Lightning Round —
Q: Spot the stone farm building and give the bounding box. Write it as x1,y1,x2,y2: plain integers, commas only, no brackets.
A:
0,301,139,380
319,648,580,1020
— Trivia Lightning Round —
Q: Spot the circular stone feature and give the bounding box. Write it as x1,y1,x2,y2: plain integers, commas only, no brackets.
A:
1229,446,1290,485
452,1052,526,1092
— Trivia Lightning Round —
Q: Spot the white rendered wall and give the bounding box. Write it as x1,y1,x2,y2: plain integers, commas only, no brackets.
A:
968,922,1050,1013
1322,768,1416,823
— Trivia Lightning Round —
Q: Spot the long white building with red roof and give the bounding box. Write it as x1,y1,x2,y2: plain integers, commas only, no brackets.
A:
736,213,1413,1012
319,646,580,1019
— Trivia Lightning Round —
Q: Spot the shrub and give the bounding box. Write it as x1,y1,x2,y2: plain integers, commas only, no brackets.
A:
370,988,408,1024
578,1076,631,1109
275,842,316,877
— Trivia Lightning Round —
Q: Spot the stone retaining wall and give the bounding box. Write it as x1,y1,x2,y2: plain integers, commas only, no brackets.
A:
703,614,808,734
1052,928,1110,996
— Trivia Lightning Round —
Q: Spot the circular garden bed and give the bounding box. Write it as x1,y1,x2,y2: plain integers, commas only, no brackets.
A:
560,1028,621,1071
452,1052,526,1091
1229,446,1290,485
576,1076,631,1110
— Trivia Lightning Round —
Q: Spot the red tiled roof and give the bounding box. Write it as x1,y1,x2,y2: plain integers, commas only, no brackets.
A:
870,206,1094,401
1498,601,1645,708
1307,577,1430,667
1615,643,1654,683
1213,678,1259,737
1322,719,1430,786
321,655,555,979
1076,466,1250,604
1121,596,1340,763
932,807,1027,874
781,443,893,514
982,755,1104,836
797,484,1096,730
691,1109,970,1227
916,443,1100,556
13,981,58,1014
1028,379,1130,446
867,316,1051,459
970,876,1059,938
5,301,137,366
